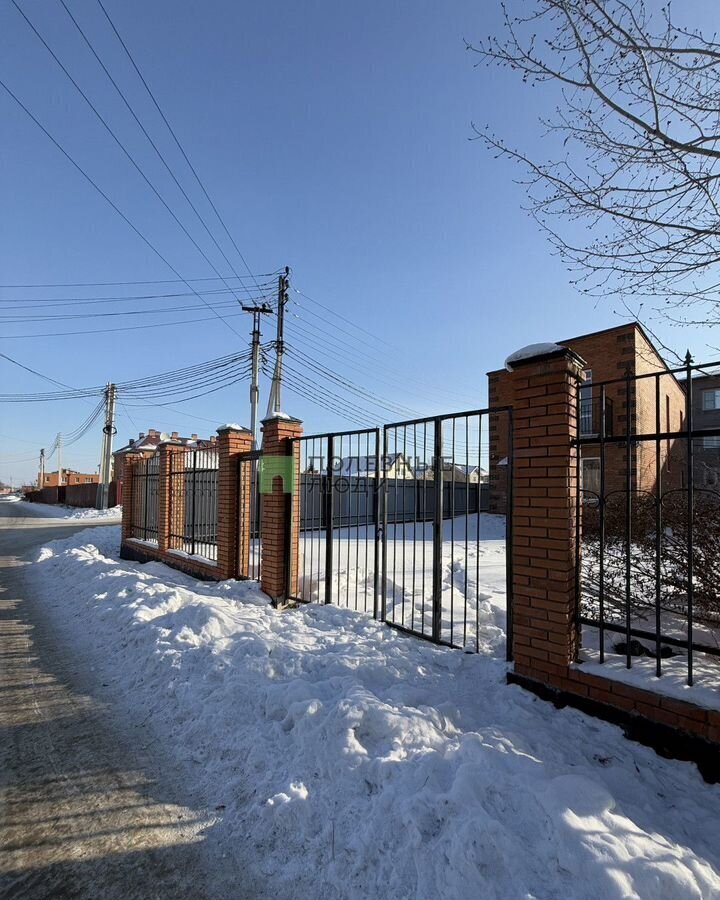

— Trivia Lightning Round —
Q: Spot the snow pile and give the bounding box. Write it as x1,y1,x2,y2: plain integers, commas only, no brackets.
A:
505,342,564,371
27,525,720,900
14,500,122,520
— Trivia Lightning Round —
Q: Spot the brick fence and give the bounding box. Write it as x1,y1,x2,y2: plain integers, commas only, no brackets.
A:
24,481,122,508
120,415,303,600
503,346,719,777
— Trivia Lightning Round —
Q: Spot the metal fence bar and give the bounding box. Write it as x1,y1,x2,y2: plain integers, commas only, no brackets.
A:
654,374,662,677
624,372,633,670
372,429,380,619
324,435,334,605
432,417,443,643
686,354,695,686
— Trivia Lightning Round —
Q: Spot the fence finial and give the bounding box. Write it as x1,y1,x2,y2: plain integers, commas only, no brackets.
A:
685,349,694,366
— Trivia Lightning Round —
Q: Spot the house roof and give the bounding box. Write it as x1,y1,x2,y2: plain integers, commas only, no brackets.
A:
487,321,684,390
114,428,214,455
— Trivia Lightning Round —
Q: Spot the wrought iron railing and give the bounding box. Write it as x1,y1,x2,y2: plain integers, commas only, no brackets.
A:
168,447,219,562
130,454,160,543
576,356,720,687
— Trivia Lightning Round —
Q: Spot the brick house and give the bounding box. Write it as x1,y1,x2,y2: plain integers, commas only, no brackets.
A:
488,323,687,511
681,372,720,488
42,469,99,488
113,428,217,482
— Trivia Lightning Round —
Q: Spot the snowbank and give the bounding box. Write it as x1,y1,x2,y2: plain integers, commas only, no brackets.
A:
27,526,720,900
14,500,122,520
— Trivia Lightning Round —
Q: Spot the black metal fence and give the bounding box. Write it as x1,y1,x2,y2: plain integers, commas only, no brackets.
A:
237,450,262,580
168,447,219,562
290,429,381,612
130,454,159,542
382,409,512,652
298,475,487,529
289,409,513,655
577,355,720,687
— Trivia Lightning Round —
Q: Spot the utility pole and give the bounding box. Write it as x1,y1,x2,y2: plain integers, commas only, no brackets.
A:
38,448,45,488
56,433,63,488
266,267,290,418
96,382,117,509
241,303,272,449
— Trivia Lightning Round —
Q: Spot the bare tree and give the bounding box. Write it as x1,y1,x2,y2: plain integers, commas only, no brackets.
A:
470,1,720,326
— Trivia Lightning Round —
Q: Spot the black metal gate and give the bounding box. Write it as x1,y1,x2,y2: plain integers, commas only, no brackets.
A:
381,408,513,652
290,409,513,655
237,449,262,580
290,428,381,612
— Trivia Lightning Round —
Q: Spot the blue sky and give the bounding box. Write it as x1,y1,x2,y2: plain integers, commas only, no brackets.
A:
0,0,714,485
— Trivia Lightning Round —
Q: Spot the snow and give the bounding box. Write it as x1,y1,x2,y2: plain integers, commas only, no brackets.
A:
579,632,720,712
25,522,720,899
11,499,122,520
217,423,246,432
296,515,508,652
504,342,564,371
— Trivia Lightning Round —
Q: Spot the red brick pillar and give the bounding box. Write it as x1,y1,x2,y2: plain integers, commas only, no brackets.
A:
260,415,303,604
120,452,145,544
216,425,253,580
507,346,585,687
158,443,183,553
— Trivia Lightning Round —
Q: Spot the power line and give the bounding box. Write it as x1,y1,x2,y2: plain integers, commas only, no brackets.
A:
0,273,281,289
0,309,249,340
58,0,258,305
95,0,262,293
7,2,246,338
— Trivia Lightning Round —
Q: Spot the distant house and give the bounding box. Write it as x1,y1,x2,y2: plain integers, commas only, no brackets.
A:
333,453,415,479
681,372,720,487
42,469,98,487
487,322,687,512
440,463,487,483
113,428,216,482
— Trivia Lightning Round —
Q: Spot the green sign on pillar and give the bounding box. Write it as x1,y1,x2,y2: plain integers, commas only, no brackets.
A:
258,457,296,494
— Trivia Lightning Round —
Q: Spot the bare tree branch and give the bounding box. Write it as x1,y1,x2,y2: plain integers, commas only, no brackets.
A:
470,0,720,321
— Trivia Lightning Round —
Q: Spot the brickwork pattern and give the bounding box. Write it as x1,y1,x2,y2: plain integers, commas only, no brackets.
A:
488,323,688,511
120,428,252,582
260,416,302,602
508,347,719,751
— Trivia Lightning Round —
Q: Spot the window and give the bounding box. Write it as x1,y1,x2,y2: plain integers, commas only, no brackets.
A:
702,389,720,411
703,436,720,449
581,457,601,496
85,478,93,483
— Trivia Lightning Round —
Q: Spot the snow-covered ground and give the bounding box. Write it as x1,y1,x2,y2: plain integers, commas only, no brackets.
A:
26,523,720,899
11,499,122,520
297,514,508,652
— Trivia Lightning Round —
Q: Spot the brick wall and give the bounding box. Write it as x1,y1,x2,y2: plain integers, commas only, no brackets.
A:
504,345,719,773
489,323,688,510
120,428,253,582
260,415,303,604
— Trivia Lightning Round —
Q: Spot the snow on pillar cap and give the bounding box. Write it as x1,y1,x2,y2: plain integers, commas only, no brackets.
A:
216,423,251,434
504,342,584,372
261,412,303,425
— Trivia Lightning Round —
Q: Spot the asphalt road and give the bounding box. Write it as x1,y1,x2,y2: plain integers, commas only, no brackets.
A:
0,502,254,900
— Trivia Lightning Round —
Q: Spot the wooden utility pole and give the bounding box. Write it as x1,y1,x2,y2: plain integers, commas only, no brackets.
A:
38,448,45,488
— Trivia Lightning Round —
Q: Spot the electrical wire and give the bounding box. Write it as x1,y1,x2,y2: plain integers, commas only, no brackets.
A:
9,0,250,326
0,50,241,337
59,0,260,305
95,0,263,294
